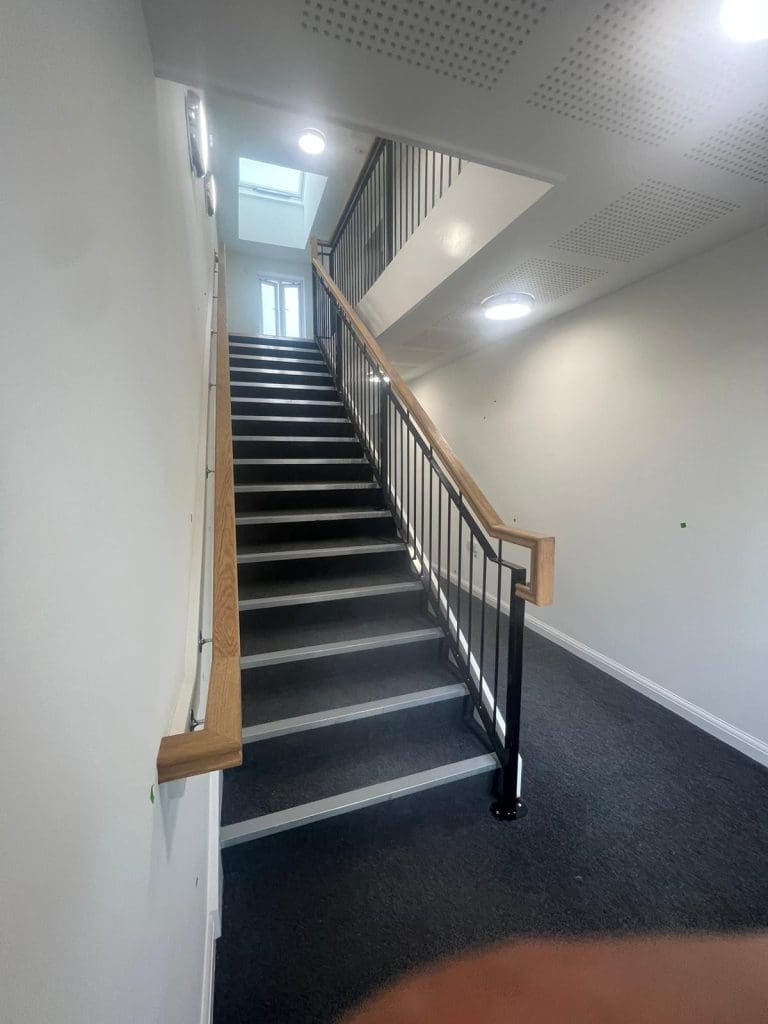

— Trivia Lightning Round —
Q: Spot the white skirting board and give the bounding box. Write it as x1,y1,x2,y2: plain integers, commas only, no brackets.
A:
443,567,768,770
526,614,768,769
200,771,223,1024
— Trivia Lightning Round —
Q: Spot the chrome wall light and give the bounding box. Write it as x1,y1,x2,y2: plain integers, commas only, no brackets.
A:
185,90,209,177
481,292,535,321
204,172,217,217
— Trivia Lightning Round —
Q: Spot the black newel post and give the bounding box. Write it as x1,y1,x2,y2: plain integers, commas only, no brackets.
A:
491,564,528,821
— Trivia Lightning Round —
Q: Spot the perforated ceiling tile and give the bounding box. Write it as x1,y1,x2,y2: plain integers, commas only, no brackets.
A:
527,0,739,145
487,257,607,303
301,0,548,90
686,103,768,184
551,180,739,263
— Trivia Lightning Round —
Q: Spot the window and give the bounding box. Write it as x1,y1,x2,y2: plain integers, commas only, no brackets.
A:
239,158,304,202
260,278,304,339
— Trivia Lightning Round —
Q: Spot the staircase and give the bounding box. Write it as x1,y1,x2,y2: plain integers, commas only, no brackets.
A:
220,333,497,847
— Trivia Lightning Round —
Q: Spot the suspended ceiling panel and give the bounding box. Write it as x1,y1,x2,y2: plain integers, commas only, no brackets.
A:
686,102,768,183
551,180,739,263
301,0,551,90
144,0,768,379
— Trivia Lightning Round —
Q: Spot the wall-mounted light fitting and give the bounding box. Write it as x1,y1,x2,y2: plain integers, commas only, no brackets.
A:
204,172,217,217
481,292,535,321
720,0,768,41
298,128,326,155
185,90,209,177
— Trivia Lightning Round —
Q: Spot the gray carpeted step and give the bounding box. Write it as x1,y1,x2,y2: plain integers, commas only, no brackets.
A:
241,645,461,726
239,593,438,667
238,554,420,608
221,699,491,827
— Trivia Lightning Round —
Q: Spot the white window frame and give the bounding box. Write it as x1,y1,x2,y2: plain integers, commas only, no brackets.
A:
258,276,305,339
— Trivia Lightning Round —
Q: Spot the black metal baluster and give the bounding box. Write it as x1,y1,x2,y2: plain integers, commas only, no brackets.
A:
467,526,474,679
491,563,527,821
479,553,487,711
492,544,502,736
437,482,443,624
420,446,426,576
457,500,463,648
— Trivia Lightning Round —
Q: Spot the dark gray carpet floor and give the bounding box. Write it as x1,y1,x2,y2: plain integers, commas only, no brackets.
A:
213,628,768,1024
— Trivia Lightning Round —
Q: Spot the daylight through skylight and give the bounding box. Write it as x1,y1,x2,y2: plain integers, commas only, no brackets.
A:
239,158,304,200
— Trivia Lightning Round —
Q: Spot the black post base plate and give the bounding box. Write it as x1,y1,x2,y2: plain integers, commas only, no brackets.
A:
490,798,528,821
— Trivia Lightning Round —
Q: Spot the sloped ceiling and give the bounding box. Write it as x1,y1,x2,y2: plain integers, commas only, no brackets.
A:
207,92,374,263
144,0,768,378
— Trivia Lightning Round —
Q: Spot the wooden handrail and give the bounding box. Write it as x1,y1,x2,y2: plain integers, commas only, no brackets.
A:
312,246,555,606
157,250,242,784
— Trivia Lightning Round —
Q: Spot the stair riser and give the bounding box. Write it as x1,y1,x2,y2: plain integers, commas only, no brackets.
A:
236,517,397,546
235,486,382,513
230,402,346,420
221,699,478,827
232,438,363,459
220,770,496,848
241,641,444,694
230,386,339,404
233,462,374,484
229,334,319,353
227,380,337,399
231,366,333,385
237,550,415,589
231,418,354,438
239,591,428,642
229,355,326,373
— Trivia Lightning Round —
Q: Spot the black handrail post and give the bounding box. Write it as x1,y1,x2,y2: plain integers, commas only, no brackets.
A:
379,381,389,493
491,565,528,821
334,308,343,390
384,140,394,267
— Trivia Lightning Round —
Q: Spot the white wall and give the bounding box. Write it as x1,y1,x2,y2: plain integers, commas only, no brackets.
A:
411,228,768,763
358,162,551,336
0,4,220,1022
228,249,313,339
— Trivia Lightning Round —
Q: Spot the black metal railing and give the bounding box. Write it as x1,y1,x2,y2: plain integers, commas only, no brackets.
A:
327,138,464,307
312,254,527,818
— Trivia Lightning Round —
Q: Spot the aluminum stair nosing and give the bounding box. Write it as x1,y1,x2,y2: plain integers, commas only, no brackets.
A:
239,627,444,669
219,754,498,846
239,579,422,610
241,684,467,743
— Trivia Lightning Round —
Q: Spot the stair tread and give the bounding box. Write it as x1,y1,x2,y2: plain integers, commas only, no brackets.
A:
239,559,418,604
235,481,377,493
240,604,436,658
232,435,359,443
221,701,489,826
237,537,403,563
242,650,460,726
236,505,388,523
242,685,466,744
220,755,496,845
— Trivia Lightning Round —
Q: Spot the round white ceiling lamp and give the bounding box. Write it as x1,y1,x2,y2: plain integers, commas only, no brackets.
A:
298,128,326,155
720,0,768,41
481,292,535,321
185,90,209,177
204,172,217,217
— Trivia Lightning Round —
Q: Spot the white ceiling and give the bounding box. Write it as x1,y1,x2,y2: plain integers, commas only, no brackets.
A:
205,91,373,263
145,0,768,375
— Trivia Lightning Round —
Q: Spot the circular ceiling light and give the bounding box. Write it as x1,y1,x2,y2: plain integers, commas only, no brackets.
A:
185,90,209,177
298,128,326,155
481,292,535,321
204,172,217,217
720,0,768,41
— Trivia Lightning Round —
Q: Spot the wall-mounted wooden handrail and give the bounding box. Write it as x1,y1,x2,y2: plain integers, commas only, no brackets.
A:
312,245,555,606
157,250,242,784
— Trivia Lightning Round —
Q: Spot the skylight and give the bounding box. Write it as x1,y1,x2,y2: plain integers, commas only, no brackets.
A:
239,158,304,201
